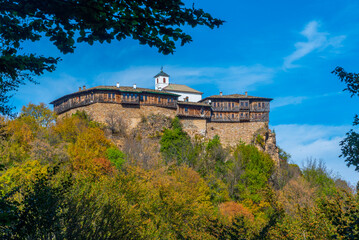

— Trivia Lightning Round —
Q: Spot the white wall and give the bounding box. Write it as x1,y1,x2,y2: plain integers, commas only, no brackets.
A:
166,91,202,102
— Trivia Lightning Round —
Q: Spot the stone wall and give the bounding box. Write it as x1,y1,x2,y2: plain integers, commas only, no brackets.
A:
59,103,176,133
180,118,207,138
207,121,267,146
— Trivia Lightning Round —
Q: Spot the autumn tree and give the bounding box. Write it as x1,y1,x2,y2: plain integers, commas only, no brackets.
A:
332,67,359,172
0,0,224,115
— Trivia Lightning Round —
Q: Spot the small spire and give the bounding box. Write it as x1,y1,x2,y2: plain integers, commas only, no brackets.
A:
161,66,163,71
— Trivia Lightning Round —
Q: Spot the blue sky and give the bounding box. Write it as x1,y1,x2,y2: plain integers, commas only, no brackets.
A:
12,0,359,185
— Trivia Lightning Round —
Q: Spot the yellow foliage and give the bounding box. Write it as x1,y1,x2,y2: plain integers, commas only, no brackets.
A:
0,160,48,196
5,117,35,145
68,127,114,177
219,201,254,223
52,115,88,143
145,166,217,239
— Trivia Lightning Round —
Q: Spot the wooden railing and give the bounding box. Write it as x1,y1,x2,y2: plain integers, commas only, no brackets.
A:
151,102,177,108
239,115,250,121
212,106,240,112
54,97,104,114
177,111,211,118
239,105,250,110
211,116,240,122
54,96,178,114
210,114,267,122
250,104,270,112
122,97,140,104
250,114,269,122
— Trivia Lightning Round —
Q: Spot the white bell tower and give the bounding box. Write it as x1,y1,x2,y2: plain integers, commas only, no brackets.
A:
154,67,170,90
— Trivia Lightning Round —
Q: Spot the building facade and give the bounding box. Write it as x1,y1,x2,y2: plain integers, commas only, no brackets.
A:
51,81,272,146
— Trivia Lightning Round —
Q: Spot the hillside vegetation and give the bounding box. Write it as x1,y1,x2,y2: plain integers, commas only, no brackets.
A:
0,104,358,239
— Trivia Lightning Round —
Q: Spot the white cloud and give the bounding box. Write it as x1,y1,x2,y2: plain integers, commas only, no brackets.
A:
96,64,275,94
271,92,342,109
283,20,346,69
12,73,85,110
271,124,359,185
271,96,308,109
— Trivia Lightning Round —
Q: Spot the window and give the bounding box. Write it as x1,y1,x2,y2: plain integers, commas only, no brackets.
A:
241,113,243,117
145,95,147,101
157,78,159,83
220,113,222,118
158,97,161,102
140,95,143,101
201,108,204,114
135,94,137,99
112,93,115,99
185,107,188,113
245,102,248,107
232,103,234,108
131,94,134,99
163,78,165,83
232,114,234,118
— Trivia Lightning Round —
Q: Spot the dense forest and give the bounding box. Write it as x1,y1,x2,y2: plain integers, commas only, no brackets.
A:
0,103,358,239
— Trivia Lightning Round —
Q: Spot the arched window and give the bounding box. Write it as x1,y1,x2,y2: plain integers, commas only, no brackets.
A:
163,78,165,83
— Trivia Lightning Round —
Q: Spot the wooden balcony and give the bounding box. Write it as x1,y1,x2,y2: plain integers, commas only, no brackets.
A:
212,106,240,112
239,115,250,121
250,114,269,122
211,116,240,122
54,97,107,114
150,102,177,109
121,97,139,104
177,111,210,118
250,105,270,112
54,96,178,114
239,105,250,110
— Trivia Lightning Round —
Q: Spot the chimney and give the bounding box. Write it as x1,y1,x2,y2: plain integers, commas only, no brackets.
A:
219,91,223,96
116,82,120,88
133,84,137,89
83,85,86,90
79,87,82,91
245,91,248,97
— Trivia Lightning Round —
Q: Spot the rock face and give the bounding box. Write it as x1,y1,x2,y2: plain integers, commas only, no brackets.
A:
253,127,280,165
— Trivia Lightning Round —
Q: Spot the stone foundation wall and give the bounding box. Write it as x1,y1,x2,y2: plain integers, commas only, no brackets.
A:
207,121,267,146
58,103,177,133
180,118,207,138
